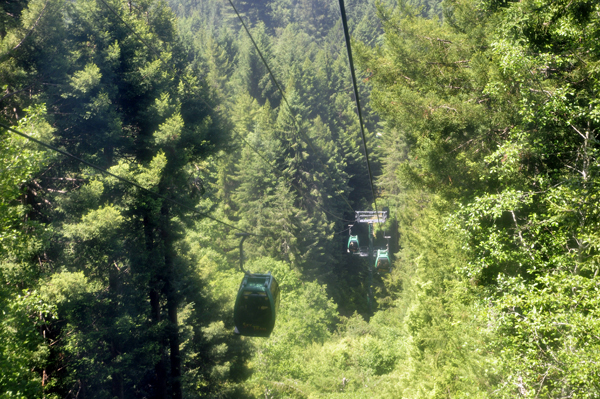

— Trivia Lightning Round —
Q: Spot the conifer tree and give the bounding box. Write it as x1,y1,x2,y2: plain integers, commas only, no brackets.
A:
1,0,230,397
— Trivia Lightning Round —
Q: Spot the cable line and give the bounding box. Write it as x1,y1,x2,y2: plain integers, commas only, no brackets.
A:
96,0,353,224
226,0,356,215
335,225,352,235
337,0,380,224
0,122,263,237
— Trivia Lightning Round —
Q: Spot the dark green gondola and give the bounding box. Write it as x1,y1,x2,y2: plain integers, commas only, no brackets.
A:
234,272,280,337
347,235,359,253
375,249,391,273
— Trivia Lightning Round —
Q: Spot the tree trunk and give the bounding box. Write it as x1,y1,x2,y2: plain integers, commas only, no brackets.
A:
161,205,182,399
109,265,124,399
145,214,168,399
168,294,181,399
150,288,168,399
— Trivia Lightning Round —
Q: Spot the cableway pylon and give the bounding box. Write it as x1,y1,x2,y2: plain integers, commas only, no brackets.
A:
346,209,391,314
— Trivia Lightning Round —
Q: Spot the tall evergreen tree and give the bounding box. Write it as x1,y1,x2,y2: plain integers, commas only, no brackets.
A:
2,0,230,396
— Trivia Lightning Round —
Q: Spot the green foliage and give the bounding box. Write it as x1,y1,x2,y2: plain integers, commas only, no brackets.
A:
359,0,600,396
0,291,54,399
0,107,53,259
0,107,53,398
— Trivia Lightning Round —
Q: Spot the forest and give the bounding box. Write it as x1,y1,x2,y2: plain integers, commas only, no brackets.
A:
1,0,599,397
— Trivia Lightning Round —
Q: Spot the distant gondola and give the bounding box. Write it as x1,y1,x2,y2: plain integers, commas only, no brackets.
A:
347,235,359,253
234,272,280,337
375,249,391,273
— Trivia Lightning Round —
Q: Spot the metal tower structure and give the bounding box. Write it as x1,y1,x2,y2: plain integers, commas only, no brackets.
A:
352,210,389,314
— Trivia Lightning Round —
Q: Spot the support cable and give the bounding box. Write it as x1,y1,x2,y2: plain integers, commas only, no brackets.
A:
335,226,353,235
0,122,262,237
337,0,380,224
227,0,356,215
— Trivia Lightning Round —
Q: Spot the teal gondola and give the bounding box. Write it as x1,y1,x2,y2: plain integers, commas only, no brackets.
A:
347,235,359,253
375,249,391,273
234,272,280,337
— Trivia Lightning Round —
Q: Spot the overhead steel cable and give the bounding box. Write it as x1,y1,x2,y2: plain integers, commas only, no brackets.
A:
0,122,264,237
226,0,357,215
337,0,381,225
335,225,352,235
96,0,353,224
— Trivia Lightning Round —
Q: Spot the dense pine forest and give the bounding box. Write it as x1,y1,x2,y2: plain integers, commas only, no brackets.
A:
1,0,600,397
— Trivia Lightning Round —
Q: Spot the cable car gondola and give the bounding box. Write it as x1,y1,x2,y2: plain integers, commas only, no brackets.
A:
234,272,280,337
375,249,391,273
347,235,359,253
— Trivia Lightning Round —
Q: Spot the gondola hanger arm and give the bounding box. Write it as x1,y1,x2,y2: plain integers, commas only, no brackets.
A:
235,233,250,274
